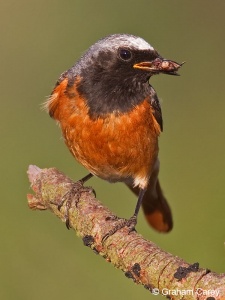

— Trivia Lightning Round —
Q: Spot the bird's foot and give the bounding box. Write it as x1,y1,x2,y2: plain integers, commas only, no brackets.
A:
102,215,137,243
52,180,95,229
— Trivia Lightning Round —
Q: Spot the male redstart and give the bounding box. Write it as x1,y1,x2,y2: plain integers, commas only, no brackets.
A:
45,34,183,235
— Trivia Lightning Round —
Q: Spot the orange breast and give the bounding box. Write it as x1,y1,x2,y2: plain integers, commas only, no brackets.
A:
47,78,161,189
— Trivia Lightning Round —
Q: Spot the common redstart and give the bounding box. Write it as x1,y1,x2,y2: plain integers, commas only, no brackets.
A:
45,34,183,235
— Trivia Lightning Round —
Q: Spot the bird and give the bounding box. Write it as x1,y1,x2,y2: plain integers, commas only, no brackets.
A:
45,33,183,236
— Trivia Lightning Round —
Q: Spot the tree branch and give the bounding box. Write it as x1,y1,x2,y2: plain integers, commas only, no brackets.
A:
27,165,225,299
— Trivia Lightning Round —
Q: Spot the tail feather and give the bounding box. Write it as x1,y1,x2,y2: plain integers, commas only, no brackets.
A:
126,159,173,233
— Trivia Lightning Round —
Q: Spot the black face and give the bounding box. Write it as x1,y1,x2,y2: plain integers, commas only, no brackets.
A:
117,46,160,68
75,44,161,118
86,46,160,82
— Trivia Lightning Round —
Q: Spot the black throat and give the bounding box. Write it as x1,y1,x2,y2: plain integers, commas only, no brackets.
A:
77,70,153,118
76,73,163,130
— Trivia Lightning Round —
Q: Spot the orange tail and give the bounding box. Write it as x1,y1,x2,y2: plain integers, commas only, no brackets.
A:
126,159,173,233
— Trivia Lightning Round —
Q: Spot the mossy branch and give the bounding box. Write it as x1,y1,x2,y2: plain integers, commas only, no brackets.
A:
27,165,225,299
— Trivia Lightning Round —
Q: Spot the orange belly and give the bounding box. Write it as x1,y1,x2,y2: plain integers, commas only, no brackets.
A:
47,78,161,189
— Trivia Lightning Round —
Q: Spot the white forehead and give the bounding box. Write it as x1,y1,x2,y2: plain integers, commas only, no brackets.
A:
120,36,154,51
97,34,154,51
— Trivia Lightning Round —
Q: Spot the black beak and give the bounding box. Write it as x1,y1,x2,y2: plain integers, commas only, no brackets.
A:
133,58,185,76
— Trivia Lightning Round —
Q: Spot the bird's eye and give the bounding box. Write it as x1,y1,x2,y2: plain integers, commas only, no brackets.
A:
118,48,132,61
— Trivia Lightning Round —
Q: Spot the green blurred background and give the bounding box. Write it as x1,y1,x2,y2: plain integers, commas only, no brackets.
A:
1,0,225,299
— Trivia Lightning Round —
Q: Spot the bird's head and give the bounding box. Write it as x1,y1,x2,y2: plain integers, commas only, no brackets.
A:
70,34,183,116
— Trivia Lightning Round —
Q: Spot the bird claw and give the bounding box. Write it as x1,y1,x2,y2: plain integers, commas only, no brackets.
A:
55,181,95,229
102,215,137,243
105,215,119,221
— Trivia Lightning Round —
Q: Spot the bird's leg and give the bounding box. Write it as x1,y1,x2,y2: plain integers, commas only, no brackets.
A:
102,188,147,242
56,173,94,229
